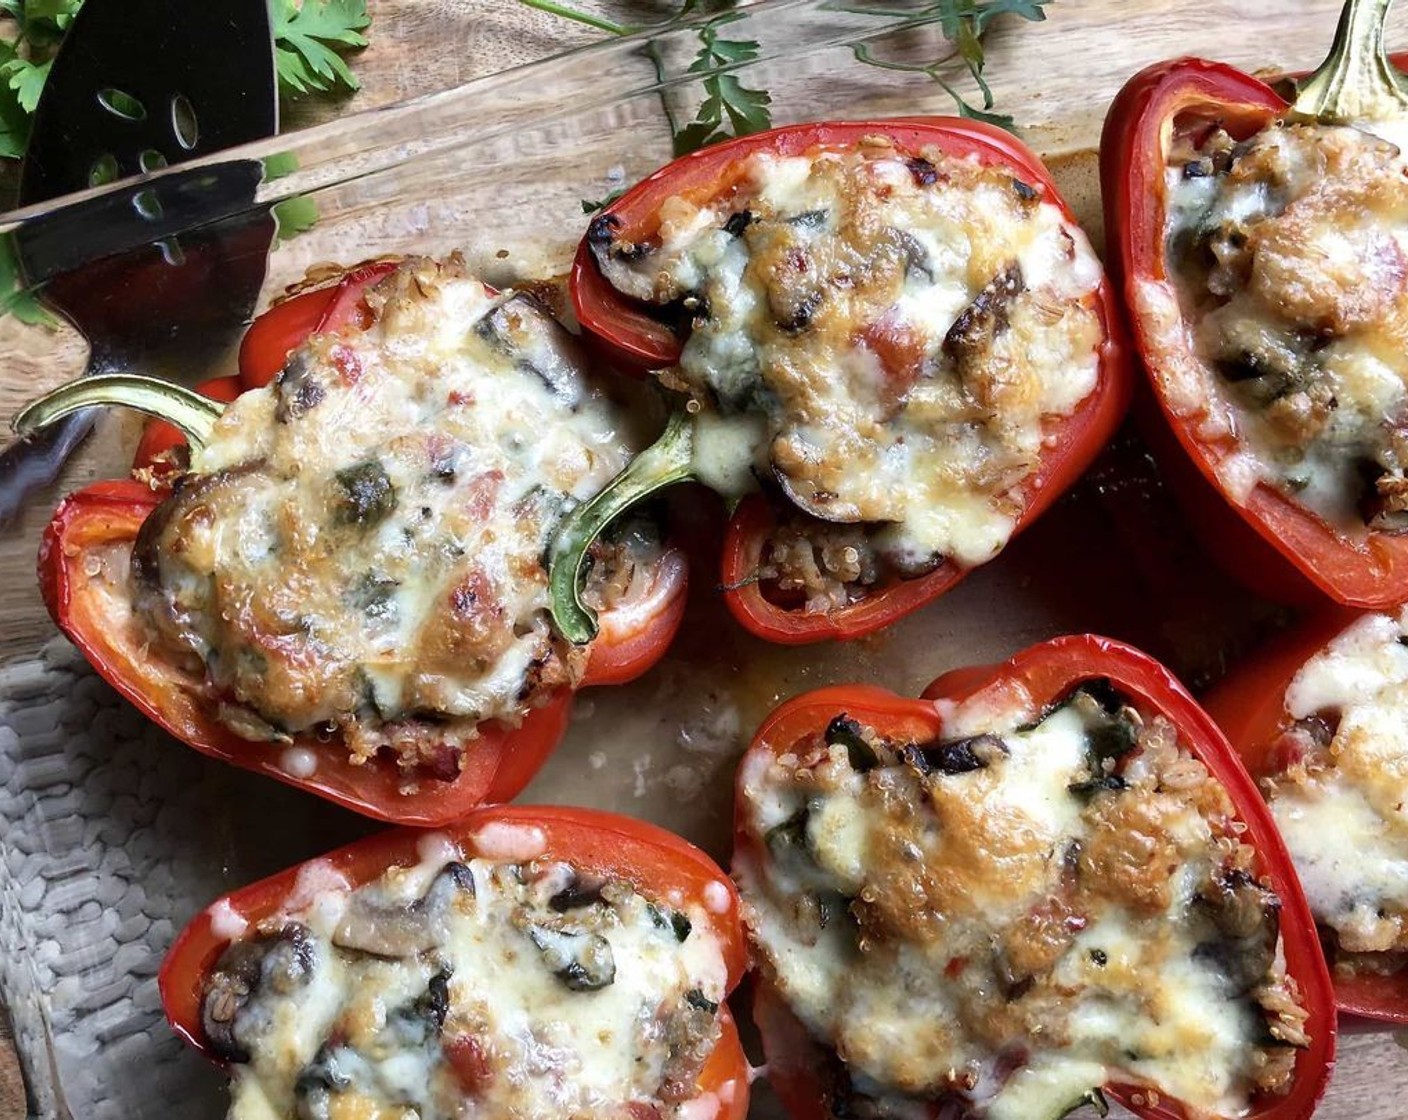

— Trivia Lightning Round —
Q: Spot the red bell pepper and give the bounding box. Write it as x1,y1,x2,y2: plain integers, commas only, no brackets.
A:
734,634,1336,1120
238,258,400,388
159,805,750,1118
27,262,689,826
132,259,402,479
549,119,1130,646
1204,609,1408,1024
1101,0,1408,607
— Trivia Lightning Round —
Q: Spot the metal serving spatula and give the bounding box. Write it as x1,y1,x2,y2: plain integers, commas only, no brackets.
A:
0,0,279,525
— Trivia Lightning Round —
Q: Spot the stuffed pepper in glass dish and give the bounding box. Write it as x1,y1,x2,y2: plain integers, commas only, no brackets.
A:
17,256,687,825
1102,0,1408,606
549,118,1130,646
733,635,1336,1120
159,806,749,1119
1206,607,1408,1023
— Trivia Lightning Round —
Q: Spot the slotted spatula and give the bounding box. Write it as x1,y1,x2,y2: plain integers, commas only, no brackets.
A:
0,0,279,525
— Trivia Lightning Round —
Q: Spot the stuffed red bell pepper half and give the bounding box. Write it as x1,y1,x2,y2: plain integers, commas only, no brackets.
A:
159,806,749,1118
733,636,1335,1119
548,118,1130,646
1102,0,1408,606
1206,608,1408,1023
17,256,687,824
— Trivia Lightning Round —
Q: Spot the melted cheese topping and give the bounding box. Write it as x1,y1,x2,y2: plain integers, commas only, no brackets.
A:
596,142,1104,572
207,844,728,1119
735,688,1307,1119
134,258,652,771
1165,121,1408,528
1267,610,1408,960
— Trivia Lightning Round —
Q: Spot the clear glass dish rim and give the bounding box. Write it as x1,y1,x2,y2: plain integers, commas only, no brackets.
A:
0,0,962,249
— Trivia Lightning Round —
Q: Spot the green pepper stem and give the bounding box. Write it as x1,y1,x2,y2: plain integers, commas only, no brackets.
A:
548,409,698,645
12,373,225,448
1291,0,1408,123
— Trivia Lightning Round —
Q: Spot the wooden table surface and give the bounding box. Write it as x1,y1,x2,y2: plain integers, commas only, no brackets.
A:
3,0,1407,1116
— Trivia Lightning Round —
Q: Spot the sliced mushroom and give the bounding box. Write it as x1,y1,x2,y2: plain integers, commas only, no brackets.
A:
274,351,326,423
474,293,586,407
942,261,1025,378
332,861,474,959
528,924,616,992
201,923,315,1063
1193,868,1282,996
825,715,880,772
906,733,1007,776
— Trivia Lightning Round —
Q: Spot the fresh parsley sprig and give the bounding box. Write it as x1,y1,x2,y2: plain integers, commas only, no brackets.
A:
271,0,371,96
524,0,1047,151
670,15,771,156
518,0,773,160
0,0,77,158
847,0,1050,129
0,0,369,161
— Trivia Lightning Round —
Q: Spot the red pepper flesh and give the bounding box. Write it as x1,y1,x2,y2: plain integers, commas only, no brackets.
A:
238,259,400,389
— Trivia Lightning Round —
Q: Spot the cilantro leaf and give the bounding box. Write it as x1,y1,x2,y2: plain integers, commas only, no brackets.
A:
271,0,370,97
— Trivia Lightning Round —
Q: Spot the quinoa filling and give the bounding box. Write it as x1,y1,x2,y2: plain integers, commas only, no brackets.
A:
735,681,1309,1119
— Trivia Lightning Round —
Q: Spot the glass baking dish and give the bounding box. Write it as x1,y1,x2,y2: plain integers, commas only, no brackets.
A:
1,0,1405,1115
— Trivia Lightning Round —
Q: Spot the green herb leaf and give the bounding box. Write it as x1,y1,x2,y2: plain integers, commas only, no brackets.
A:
672,17,772,156
0,237,53,327
0,39,30,159
1,55,50,113
850,0,1050,133
581,188,625,214
272,194,319,242
24,0,81,32
271,0,370,97
262,150,302,181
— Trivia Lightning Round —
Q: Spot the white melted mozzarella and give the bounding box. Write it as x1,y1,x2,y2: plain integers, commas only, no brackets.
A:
1271,609,1408,953
600,145,1105,570
139,258,650,766
217,846,728,1119
736,692,1301,1118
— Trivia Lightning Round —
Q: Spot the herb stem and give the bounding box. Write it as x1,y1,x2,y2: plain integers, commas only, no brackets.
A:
850,42,940,77
516,0,635,37
643,37,683,144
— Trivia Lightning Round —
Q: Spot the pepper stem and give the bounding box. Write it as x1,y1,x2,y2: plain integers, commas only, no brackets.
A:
12,373,225,448
548,409,698,644
1291,0,1408,123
